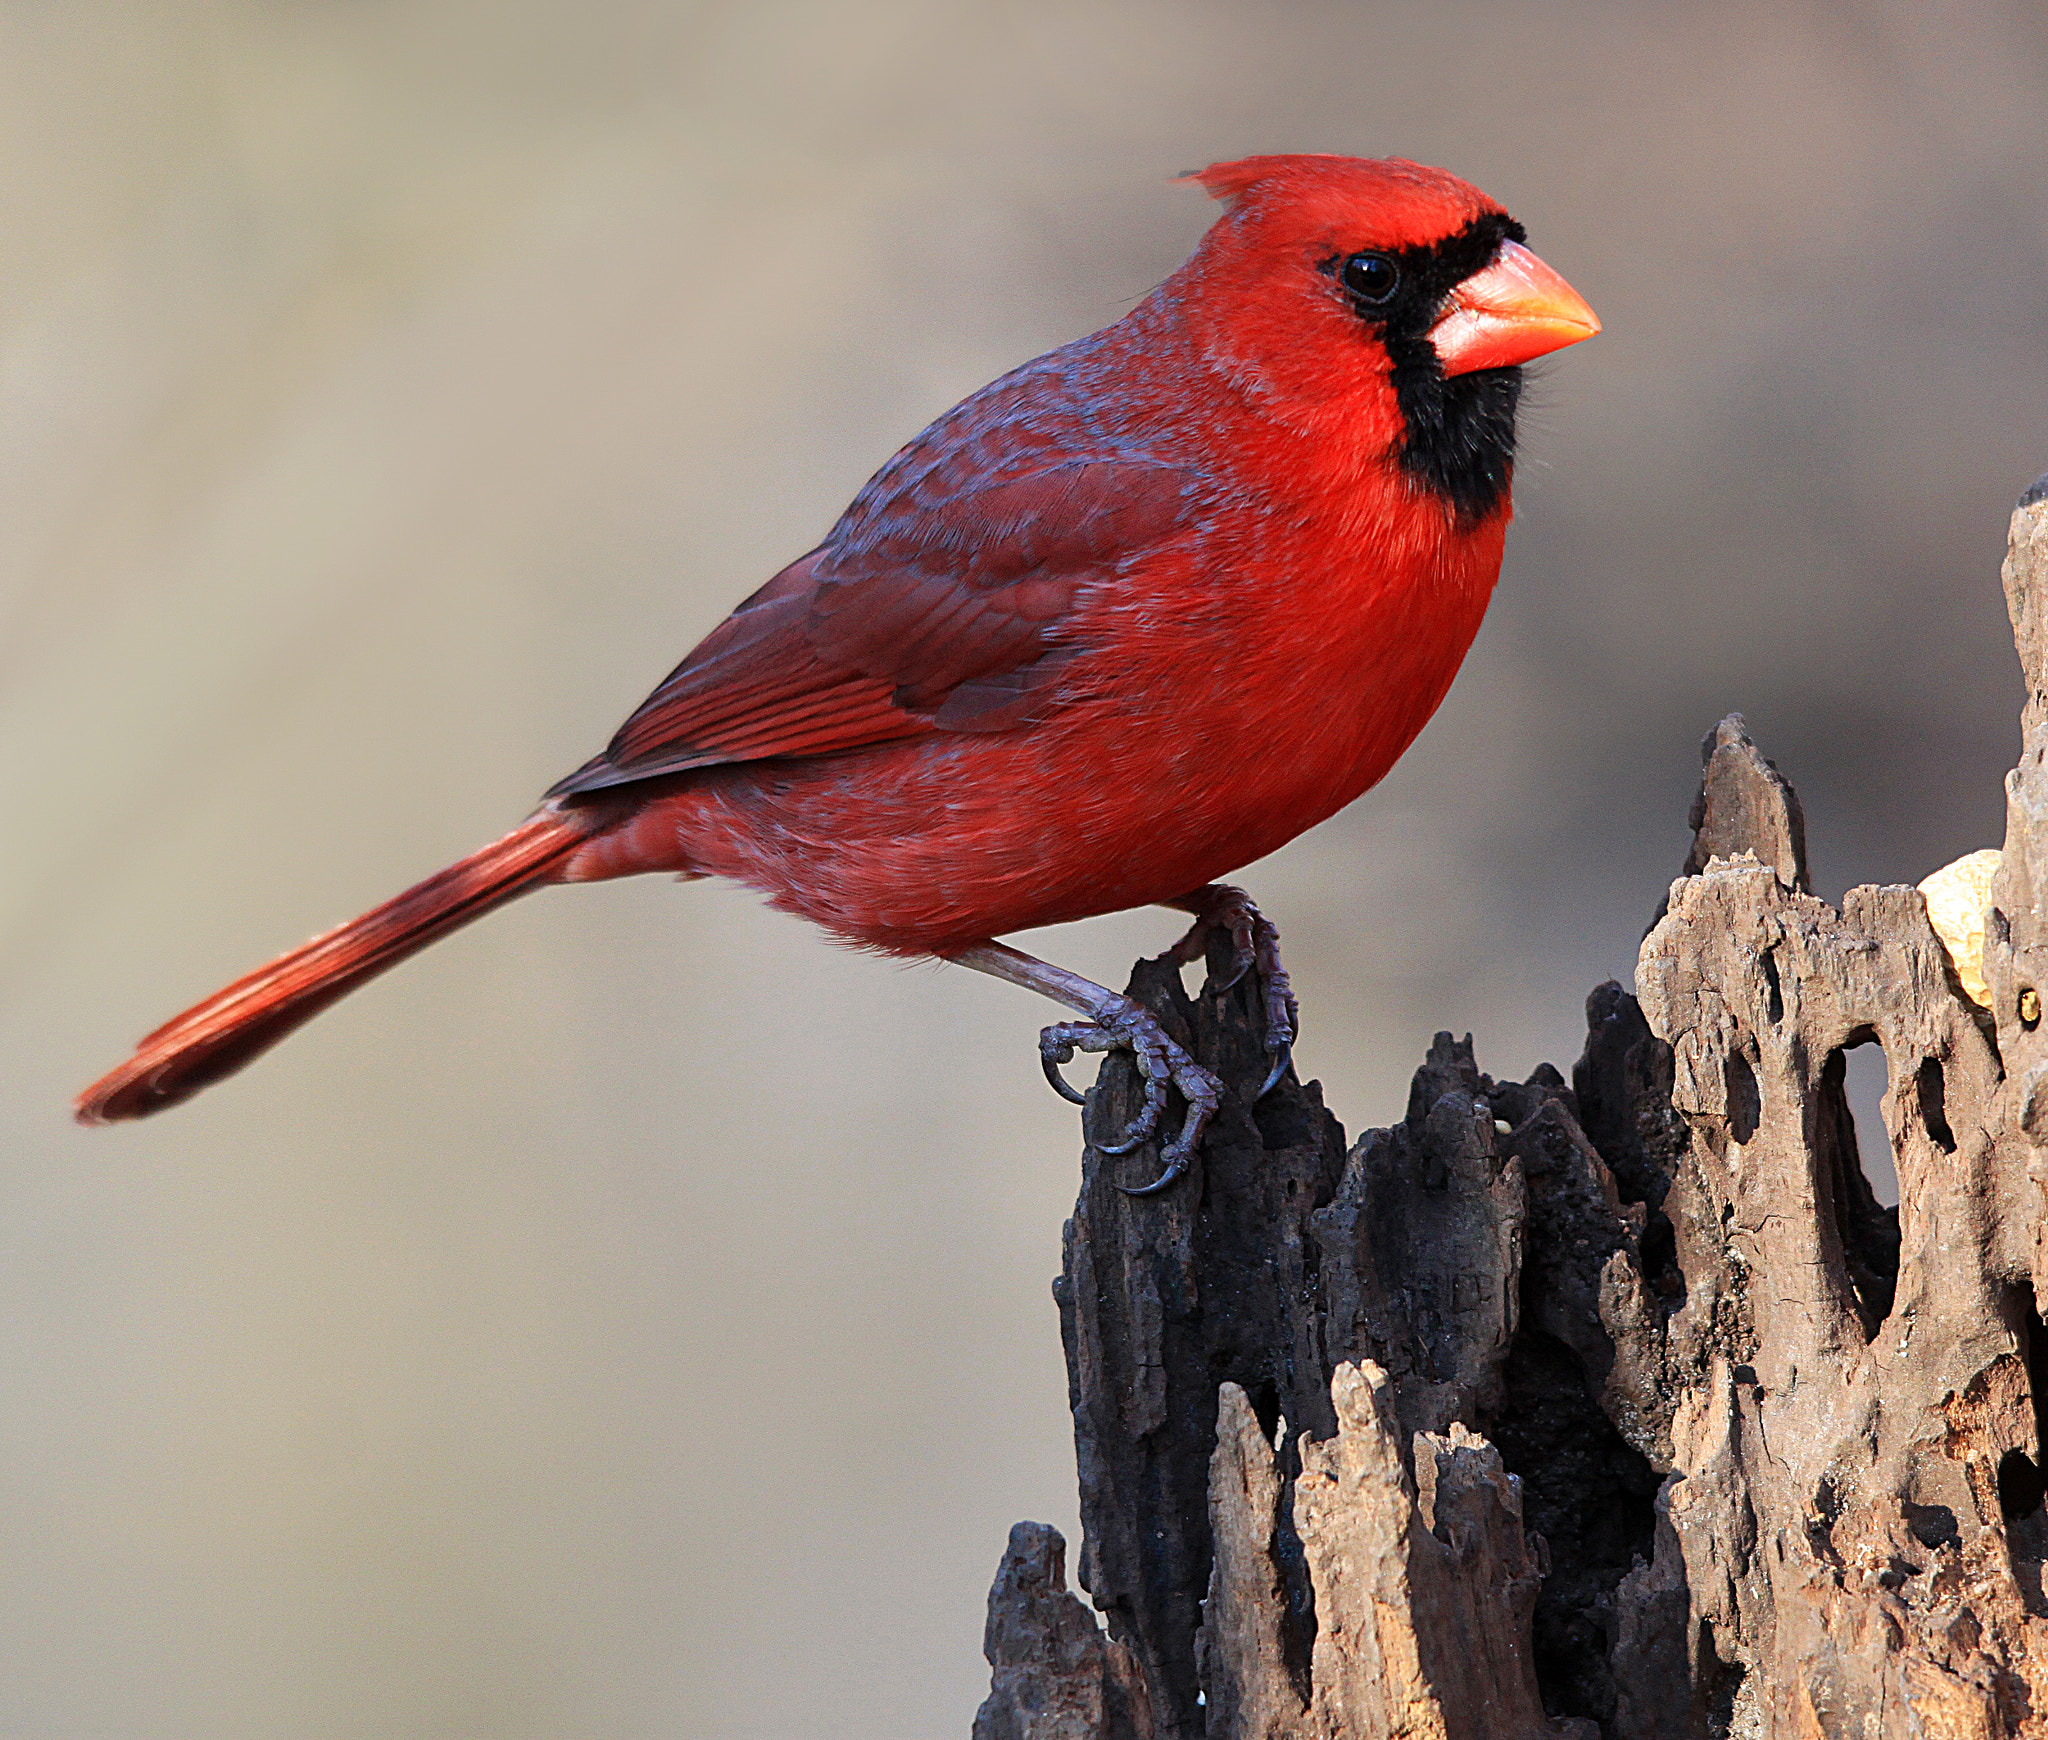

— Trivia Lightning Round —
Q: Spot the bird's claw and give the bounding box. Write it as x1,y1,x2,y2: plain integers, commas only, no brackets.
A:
1023,887,1294,1194
1041,1046,1089,1105
1117,1153,1191,1196
1164,885,1300,1100
1037,1005,1221,1191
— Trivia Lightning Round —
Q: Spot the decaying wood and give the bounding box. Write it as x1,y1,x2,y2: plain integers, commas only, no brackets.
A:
974,488,2048,1736
974,1522,1155,1740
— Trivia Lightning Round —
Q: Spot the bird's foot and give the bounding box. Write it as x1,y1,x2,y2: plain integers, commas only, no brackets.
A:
1161,884,1299,1097
1040,1001,1221,1195
946,939,1224,1195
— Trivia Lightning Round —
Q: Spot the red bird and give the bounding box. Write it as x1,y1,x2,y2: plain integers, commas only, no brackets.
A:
77,154,1598,1189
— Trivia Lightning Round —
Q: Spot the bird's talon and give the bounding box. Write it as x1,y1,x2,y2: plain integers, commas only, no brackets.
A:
1163,885,1298,1100
1116,1157,1189,1196
1212,953,1254,996
1039,1026,1094,1104
1042,1050,1088,1105
1098,1068,1168,1152
1040,1018,1173,1149
1028,997,1220,1191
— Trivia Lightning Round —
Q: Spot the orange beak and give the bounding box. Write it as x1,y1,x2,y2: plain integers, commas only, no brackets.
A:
1427,241,1600,377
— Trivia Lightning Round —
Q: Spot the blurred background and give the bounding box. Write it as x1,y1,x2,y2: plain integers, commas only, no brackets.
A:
5,2,2047,1734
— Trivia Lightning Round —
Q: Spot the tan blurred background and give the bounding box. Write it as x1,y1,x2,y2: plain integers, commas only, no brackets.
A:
5,2,2047,1734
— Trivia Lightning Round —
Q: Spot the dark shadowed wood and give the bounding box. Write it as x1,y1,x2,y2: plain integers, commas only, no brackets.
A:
1052,941,1350,1735
975,488,2048,1733
974,1523,1154,1740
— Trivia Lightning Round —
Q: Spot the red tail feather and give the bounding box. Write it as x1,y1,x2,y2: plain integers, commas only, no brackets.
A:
76,809,597,1125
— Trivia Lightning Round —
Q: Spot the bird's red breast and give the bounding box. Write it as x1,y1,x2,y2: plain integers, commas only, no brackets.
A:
550,154,1599,952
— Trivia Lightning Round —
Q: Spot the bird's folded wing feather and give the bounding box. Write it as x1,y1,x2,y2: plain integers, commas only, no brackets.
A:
548,433,1204,796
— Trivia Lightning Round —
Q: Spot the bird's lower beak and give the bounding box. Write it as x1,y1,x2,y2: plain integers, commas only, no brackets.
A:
1427,241,1600,377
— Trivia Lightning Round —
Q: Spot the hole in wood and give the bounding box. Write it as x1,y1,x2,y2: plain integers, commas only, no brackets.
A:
1816,1039,1902,1340
2002,1286,2048,1526
1723,1050,1760,1144
1917,1055,1956,1155
1999,1449,2044,1523
1840,1041,1899,1206
2000,1289,2048,1617
1491,1326,1659,1726
1701,1643,1749,1738
1904,1501,1961,1551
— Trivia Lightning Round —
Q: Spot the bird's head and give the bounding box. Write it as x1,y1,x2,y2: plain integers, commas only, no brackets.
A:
1169,153,1599,525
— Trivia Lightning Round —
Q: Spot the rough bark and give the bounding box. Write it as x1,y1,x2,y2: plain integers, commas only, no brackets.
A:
976,489,2048,1735
974,1522,1155,1740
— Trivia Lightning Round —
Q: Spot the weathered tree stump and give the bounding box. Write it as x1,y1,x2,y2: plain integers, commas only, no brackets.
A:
973,486,2048,1738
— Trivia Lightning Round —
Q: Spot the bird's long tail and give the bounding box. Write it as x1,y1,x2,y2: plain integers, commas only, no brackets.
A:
76,807,601,1125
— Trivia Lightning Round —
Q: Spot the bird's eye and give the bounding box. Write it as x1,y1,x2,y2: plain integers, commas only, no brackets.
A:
1340,252,1399,306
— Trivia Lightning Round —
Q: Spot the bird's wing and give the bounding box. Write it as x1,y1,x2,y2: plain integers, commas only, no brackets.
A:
548,437,1203,797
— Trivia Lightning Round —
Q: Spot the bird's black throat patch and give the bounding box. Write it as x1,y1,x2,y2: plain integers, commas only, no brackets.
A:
1384,345,1522,526
1322,212,1528,526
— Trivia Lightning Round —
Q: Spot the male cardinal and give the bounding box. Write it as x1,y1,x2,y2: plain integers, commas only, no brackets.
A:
77,153,1598,1191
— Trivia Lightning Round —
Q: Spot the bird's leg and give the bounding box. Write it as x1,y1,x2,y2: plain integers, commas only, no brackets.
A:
946,940,1221,1196
1159,884,1298,1098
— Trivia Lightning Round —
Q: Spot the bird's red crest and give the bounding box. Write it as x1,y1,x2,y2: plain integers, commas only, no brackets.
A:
1181,153,1501,247
1183,156,1292,209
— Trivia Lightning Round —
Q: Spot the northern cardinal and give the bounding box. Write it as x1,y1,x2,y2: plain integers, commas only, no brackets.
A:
77,153,1598,1190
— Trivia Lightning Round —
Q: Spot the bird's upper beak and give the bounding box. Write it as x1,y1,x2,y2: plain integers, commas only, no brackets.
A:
1427,241,1600,377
